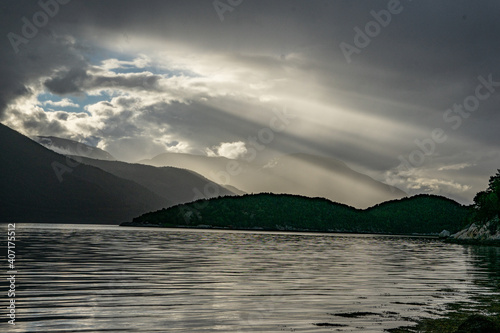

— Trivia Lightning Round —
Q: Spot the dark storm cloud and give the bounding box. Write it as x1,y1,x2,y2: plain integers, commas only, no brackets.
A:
3,1,500,115
0,0,87,118
43,67,163,94
44,67,90,95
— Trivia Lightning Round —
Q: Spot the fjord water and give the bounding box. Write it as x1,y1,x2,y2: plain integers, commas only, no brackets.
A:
1,224,499,332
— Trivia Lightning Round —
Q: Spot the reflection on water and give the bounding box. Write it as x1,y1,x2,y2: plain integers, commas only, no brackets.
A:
1,224,499,332
464,246,500,296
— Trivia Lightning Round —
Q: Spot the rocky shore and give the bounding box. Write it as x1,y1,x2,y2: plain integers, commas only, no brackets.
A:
446,217,500,246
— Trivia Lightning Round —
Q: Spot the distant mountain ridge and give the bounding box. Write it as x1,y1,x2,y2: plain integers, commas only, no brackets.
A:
36,136,115,161
139,152,406,208
74,156,236,207
0,123,165,223
0,124,233,224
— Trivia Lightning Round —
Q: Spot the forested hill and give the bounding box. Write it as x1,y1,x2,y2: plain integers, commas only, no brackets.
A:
127,193,470,235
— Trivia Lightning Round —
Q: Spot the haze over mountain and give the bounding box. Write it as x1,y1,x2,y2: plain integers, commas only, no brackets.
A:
75,156,236,206
139,152,406,208
36,136,116,161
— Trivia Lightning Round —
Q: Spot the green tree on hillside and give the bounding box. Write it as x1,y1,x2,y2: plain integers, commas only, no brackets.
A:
132,193,469,234
472,169,500,223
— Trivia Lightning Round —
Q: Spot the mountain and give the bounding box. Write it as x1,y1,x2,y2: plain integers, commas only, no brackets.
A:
126,193,469,235
74,156,236,206
138,152,233,177
139,152,406,208
0,123,167,224
35,136,115,161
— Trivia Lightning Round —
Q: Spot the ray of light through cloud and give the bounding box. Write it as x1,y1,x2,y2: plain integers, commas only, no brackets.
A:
0,0,499,204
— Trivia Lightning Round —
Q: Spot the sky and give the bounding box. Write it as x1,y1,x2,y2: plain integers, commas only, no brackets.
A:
1,0,499,204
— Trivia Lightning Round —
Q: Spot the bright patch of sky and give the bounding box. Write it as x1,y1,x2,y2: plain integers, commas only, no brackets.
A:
37,92,107,115
87,45,199,77
37,47,200,115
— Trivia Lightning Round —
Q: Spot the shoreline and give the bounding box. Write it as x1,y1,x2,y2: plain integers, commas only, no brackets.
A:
445,238,500,247
121,222,500,246
119,221,443,238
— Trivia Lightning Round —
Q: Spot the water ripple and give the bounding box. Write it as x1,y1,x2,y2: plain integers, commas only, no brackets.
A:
0,224,498,332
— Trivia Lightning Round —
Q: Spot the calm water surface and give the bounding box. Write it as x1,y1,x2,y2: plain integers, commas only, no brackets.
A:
1,224,499,332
